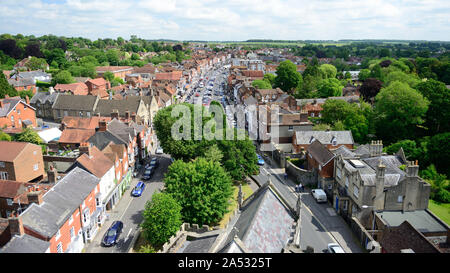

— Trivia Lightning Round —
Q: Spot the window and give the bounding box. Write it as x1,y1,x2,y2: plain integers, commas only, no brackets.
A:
56,242,63,253
6,198,13,206
11,115,14,123
96,197,101,207
0,172,8,180
0,162,4,168
55,230,61,240
70,227,75,240
64,111,68,117
345,177,349,188
397,195,403,203
332,139,337,146
17,109,20,115
288,125,293,131
33,164,38,171
86,112,91,117
69,215,73,224
311,112,315,117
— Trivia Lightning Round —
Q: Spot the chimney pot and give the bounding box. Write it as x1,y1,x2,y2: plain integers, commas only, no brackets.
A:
8,214,25,236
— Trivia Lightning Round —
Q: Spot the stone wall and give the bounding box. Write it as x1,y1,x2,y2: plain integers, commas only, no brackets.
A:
285,160,317,186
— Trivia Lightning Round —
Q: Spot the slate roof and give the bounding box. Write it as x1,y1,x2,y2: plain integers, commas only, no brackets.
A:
88,130,128,150
8,78,35,87
307,140,335,166
220,184,295,253
0,233,50,253
94,96,141,117
53,94,98,111
19,167,100,238
294,131,354,145
0,97,22,117
332,145,356,158
30,91,59,105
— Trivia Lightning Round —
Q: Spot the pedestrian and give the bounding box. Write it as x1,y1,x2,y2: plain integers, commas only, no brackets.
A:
299,183,303,192
284,172,288,180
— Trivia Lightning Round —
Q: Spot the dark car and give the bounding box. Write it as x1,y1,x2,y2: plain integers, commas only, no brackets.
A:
102,221,123,247
142,166,154,180
131,181,146,197
149,157,158,168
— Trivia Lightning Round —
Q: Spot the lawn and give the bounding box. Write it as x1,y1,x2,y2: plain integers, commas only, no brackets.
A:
217,182,254,228
428,200,450,226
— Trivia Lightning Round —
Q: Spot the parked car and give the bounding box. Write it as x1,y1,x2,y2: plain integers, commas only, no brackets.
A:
257,154,265,165
149,157,158,168
102,221,123,247
327,243,345,253
131,181,146,197
143,166,154,180
155,147,163,154
311,189,327,203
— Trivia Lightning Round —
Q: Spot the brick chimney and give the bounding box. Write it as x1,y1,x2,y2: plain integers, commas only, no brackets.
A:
98,120,107,132
375,160,386,211
0,100,3,108
25,95,30,105
47,164,58,184
111,109,119,120
79,142,93,156
27,190,44,205
131,112,136,122
8,213,24,236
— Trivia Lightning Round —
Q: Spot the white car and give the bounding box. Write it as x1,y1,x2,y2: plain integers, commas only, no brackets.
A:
327,243,345,253
155,147,163,154
311,189,327,203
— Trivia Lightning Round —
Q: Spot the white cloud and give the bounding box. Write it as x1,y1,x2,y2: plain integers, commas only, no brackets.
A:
0,0,448,40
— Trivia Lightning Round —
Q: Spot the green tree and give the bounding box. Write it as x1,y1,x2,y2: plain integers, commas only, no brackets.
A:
428,133,450,177
384,139,421,160
13,128,42,145
201,144,223,163
316,78,343,98
0,130,12,141
52,70,74,84
274,60,303,93
0,72,18,98
319,64,337,79
415,79,450,134
26,57,48,71
102,71,115,82
141,192,183,246
385,71,421,88
358,69,371,81
252,79,272,89
374,81,429,143
263,73,276,86
164,158,233,225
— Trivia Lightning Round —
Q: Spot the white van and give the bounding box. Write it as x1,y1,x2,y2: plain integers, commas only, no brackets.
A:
311,189,327,203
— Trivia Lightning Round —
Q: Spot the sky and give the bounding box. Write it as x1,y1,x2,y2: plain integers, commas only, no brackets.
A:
0,0,449,41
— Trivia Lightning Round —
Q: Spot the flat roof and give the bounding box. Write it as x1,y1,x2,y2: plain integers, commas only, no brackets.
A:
377,210,448,233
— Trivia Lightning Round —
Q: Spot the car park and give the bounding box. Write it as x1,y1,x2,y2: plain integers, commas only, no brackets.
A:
131,181,146,197
102,221,123,247
311,189,327,203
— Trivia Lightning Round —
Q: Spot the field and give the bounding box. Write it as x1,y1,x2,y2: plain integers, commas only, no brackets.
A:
428,200,450,226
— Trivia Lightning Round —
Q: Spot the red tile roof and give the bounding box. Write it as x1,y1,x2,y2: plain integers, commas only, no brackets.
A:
155,71,183,81
76,146,114,178
242,70,264,78
58,129,96,144
54,83,88,96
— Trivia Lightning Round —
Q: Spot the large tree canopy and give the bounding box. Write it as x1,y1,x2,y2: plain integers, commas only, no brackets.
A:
274,60,303,93
163,158,233,225
374,81,429,144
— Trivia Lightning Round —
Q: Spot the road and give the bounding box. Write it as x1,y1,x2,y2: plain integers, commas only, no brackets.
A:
83,154,171,253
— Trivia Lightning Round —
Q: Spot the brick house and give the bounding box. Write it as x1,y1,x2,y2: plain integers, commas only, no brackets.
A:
30,89,59,120
0,167,101,253
0,96,37,129
54,82,89,96
85,78,110,98
0,141,44,182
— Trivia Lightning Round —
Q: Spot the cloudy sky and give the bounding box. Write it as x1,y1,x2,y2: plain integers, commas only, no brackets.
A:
0,0,449,41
